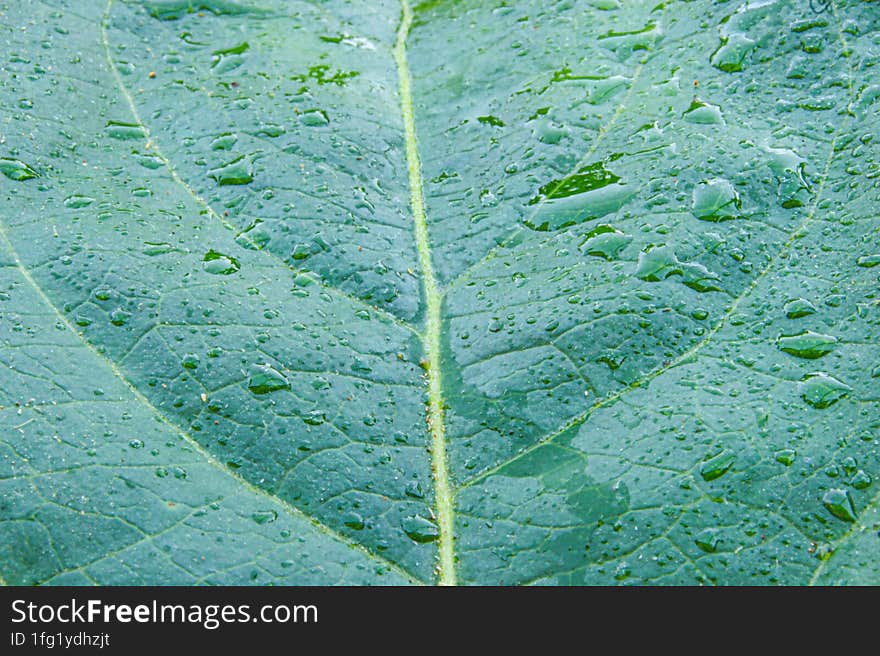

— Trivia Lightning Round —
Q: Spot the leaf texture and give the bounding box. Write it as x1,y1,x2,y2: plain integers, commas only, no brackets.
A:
0,0,878,585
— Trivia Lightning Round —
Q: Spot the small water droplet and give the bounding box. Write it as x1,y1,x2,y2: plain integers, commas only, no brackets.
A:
775,449,796,466
63,195,95,209
694,528,720,552
252,509,278,525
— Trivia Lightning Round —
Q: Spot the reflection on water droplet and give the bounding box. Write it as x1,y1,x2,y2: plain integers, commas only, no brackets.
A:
143,241,178,256
63,195,95,209
526,161,632,231
300,109,330,126
777,331,837,359
683,100,724,124
208,156,253,185
801,372,851,409
211,133,238,151
700,451,735,481
694,528,720,552
635,245,721,292
784,298,816,319
692,178,741,221
252,510,278,524
202,250,240,275
851,470,872,490
711,32,755,72
822,488,856,522
0,157,38,180
401,515,439,543
104,121,146,140
110,308,131,326
580,225,632,260
247,364,289,395
211,42,249,74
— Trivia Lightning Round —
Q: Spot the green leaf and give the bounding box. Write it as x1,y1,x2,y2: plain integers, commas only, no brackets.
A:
0,0,877,586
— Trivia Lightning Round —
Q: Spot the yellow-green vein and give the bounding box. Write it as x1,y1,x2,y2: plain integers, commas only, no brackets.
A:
394,0,456,586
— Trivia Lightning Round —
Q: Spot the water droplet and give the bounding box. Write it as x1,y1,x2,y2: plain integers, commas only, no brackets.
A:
143,241,177,256
302,409,325,425
208,156,253,185
856,254,880,268
777,331,837,359
211,42,249,74
692,178,741,221
202,250,240,275
700,451,735,481
822,488,856,522
104,120,146,140
635,245,721,292
851,470,872,490
181,353,200,370
784,298,817,319
299,109,330,127
581,225,632,260
477,115,504,127
343,512,365,530
694,528,720,552
683,100,724,124
210,133,237,150
711,32,755,72
252,510,278,525
129,439,144,449
801,373,851,409
0,157,38,180
247,364,290,395
525,161,632,231
401,515,439,543
775,449,796,466
110,308,131,326
63,195,95,209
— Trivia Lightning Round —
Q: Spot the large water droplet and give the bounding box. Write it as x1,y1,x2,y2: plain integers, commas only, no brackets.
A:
104,121,146,140
776,331,837,359
683,100,724,124
801,373,851,409
208,156,253,185
700,451,735,481
202,250,240,275
692,178,741,221
822,488,856,522
784,298,816,319
0,157,38,180
401,515,439,543
581,225,632,260
247,364,290,395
